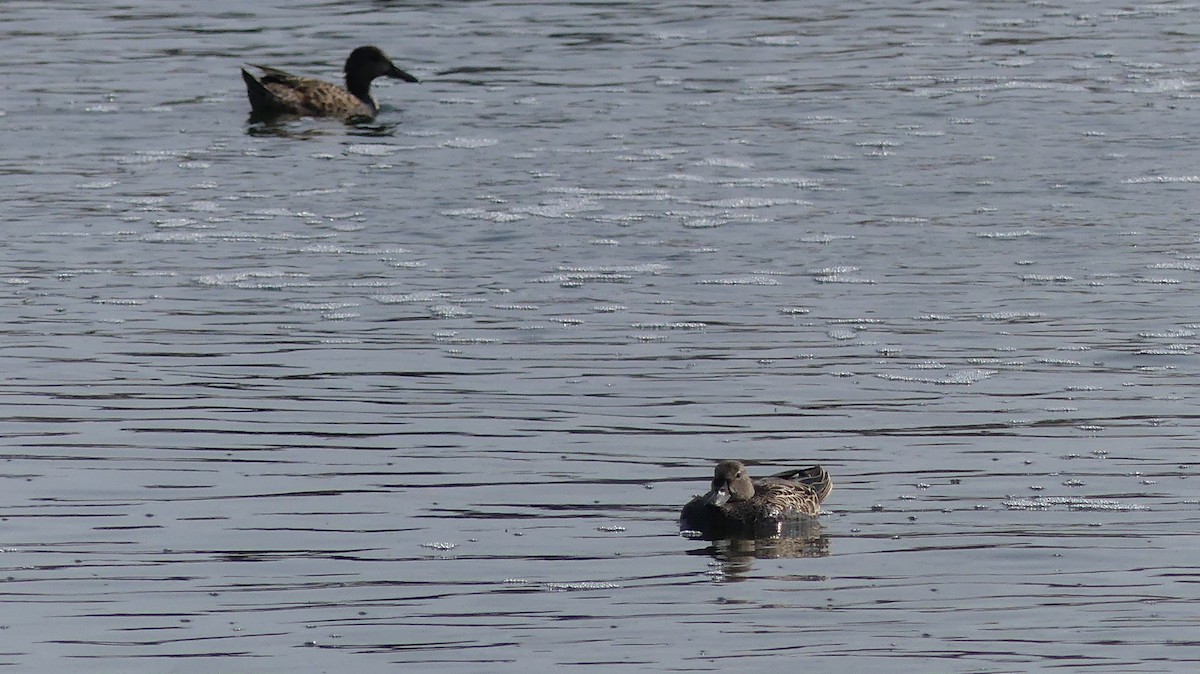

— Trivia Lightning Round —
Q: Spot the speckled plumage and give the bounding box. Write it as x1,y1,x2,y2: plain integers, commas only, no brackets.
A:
242,46,418,121
680,460,832,539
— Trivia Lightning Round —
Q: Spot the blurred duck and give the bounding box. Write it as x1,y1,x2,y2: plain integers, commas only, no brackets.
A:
242,45,418,121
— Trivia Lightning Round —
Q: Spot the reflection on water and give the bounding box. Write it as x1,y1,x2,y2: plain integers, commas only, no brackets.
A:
246,116,404,139
245,119,334,139
4,0,1200,671
687,519,831,580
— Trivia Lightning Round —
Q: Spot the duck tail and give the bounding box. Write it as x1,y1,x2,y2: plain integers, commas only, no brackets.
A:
806,466,832,502
242,68,272,110
241,67,290,116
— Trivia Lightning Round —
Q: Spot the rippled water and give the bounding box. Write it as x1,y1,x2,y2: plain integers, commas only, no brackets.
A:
3,1,1200,671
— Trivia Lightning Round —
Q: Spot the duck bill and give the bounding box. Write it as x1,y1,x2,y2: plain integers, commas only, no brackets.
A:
705,486,731,508
388,65,419,83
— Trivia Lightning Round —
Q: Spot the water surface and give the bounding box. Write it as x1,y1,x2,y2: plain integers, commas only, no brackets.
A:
2,1,1200,671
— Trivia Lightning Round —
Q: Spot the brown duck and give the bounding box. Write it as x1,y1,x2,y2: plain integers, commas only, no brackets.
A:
242,46,418,121
680,460,831,539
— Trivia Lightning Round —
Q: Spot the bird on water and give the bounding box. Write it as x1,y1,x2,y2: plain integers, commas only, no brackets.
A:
680,460,832,539
241,46,418,121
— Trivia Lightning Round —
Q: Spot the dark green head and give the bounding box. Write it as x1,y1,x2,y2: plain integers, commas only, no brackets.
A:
345,45,419,83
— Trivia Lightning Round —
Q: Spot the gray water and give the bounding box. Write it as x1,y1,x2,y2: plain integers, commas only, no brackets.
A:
3,1,1200,671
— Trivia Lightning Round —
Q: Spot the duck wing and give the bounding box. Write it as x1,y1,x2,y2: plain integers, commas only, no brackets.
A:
249,65,374,120
760,465,832,503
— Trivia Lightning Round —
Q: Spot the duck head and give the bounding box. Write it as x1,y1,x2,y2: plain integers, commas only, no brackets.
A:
345,45,419,84
705,459,755,507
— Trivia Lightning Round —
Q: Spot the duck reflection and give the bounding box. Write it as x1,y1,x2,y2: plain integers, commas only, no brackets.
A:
685,517,830,572
246,119,400,138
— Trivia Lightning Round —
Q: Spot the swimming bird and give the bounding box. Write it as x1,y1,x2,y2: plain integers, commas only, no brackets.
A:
679,460,831,539
241,46,418,121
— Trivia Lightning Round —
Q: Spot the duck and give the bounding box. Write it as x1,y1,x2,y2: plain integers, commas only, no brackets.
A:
241,45,418,121
679,460,831,539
